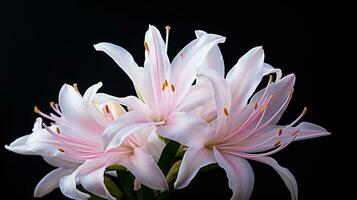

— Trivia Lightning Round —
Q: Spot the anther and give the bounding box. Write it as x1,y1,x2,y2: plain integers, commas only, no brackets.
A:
223,107,229,116
104,104,110,114
278,128,283,136
144,41,149,52
58,148,64,152
170,84,175,92
274,140,281,147
56,127,61,134
253,101,258,110
73,83,78,92
34,106,39,113
50,101,55,107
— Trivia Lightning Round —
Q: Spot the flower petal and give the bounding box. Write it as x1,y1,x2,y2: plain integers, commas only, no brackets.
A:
175,147,215,189
95,93,152,117
59,172,90,200
43,156,80,169
251,157,298,200
34,168,75,198
78,160,115,200
157,112,212,147
171,33,226,106
101,111,155,151
59,84,103,139
213,148,254,200
195,30,225,77
249,74,296,127
121,146,168,190
5,127,60,156
176,82,213,112
197,67,231,135
294,122,331,141
226,47,275,114
144,25,170,84
93,42,142,87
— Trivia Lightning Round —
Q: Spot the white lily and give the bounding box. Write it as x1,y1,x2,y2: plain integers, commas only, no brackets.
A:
94,25,225,151
158,45,330,200
5,82,167,199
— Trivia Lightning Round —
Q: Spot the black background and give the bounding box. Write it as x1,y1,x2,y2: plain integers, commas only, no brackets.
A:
1,1,334,199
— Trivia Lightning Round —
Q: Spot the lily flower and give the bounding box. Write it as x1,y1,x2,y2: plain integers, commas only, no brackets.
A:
94,25,225,151
158,46,330,200
5,82,167,199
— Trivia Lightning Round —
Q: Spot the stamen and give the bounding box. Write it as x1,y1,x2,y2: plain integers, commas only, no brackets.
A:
50,101,55,107
144,41,149,52
34,106,39,113
223,107,229,116
165,26,171,53
288,90,293,98
278,128,284,136
274,140,281,147
56,127,61,134
268,75,273,84
162,82,166,91
291,128,300,136
253,101,258,110
58,148,65,152
170,84,175,92
164,79,168,87
73,83,78,92
290,107,308,127
104,104,110,114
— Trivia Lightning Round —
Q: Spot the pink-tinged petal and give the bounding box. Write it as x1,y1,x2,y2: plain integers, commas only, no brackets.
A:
60,172,90,200
176,83,213,112
43,156,80,169
197,68,231,135
144,25,170,83
251,157,298,200
59,84,103,139
262,63,282,80
95,93,152,117
83,82,103,102
175,147,215,189
121,146,168,190
139,128,165,162
32,117,43,131
78,160,115,200
226,47,271,114
157,112,212,147
195,30,225,77
171,33,226,106
294,122,331,141
213,148,254,200
93,42,143,88
102,111,156,151
34,168,75,198
5,127,61,156
246,122,330,153
94,42,156,110
82,82,111,127
248,74,296,127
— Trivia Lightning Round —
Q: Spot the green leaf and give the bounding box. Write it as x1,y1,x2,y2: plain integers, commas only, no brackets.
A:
116,170,136,200
106,164,127,171
158,140,180,176
104,175,123,199
137,185,156,200
199,163,219,173
165,160,182,184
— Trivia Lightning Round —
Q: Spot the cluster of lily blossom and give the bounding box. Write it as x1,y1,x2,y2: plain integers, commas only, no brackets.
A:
6,25,329,200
